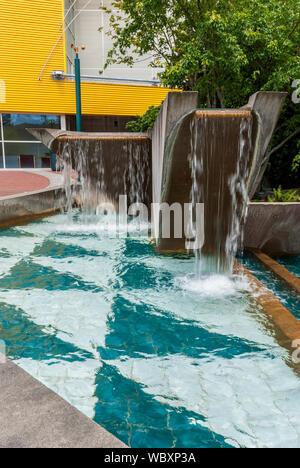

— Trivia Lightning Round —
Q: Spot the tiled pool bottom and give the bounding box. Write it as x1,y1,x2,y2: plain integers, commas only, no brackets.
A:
0,213,300,448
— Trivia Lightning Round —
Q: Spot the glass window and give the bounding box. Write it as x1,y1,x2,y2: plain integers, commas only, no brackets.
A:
3,114,60,141
0,144,3,169
4,142,54,169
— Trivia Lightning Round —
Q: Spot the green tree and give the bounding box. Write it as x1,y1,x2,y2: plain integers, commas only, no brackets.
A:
126,103,162,132
266,101,300,188
101,0,300,185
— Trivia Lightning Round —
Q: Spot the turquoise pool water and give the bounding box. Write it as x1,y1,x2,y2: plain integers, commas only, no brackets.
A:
276,255,300,279
1,213,300,448
240,255,300,320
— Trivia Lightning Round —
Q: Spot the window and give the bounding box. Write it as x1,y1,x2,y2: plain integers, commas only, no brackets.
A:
0,114,61,169
0,143,3,169
3,114,60,141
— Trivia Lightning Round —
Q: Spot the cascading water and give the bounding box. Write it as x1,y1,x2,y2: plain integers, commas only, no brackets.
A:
226,118,253,265
57,136,151,222
56,111,253,278
188,111,253,275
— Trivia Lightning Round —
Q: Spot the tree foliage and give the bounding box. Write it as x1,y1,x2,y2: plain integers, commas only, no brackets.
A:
101,0,299,106
126,103,162,132
101,0,300,186
266,102,300,188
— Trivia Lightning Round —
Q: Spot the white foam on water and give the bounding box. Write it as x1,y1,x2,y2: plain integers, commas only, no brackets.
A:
175,273,252,298
55,221,150,236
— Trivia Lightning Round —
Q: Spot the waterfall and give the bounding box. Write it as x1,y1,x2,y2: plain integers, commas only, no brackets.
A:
55,112,253,268
57,136,151,219
189,111,253,275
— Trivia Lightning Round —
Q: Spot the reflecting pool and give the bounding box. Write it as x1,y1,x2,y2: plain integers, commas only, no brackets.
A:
0,213,300,448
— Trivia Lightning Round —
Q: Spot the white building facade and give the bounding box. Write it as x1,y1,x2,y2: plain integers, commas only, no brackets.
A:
65,0,162,82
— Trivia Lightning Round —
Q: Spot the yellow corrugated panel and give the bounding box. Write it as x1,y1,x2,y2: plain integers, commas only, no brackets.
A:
0,0,175,116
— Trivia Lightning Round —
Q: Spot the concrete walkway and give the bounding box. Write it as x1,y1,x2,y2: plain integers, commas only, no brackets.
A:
0,170,64,198
0,170,68,228
0,356,126,448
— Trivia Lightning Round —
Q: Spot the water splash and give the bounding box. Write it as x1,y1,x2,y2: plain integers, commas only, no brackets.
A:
175,273,251,298
189,112,253,275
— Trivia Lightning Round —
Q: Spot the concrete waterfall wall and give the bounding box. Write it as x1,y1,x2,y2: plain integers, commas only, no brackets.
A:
29,129,152,210
28,91,300,257
244,203,300,256
151,91,199,240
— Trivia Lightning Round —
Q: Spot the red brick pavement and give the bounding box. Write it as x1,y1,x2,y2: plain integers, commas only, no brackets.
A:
0,171,50,197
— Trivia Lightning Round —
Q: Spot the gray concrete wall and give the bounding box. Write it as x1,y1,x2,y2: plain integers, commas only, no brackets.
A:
0,188,67,226
244,203,300,255
151,91,199,239
244,92,287,199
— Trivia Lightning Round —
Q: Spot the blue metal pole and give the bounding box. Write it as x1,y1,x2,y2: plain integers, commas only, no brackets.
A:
75,52,82,132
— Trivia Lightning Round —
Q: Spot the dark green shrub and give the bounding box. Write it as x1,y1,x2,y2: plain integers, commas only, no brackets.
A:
126,104,162,133
267,186,300,202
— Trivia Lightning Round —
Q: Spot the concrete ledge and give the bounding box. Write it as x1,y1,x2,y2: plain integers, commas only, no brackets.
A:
244,202,300,255
0,208,62,230
0,356,126,448
250,250,300,294
151,91,199,239
0,187,67,228
28,129,149,152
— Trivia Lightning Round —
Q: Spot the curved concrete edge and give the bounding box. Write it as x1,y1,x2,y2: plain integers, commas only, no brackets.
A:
0,187,67,228
250,250,300,294
245,91,287,198
151,91,199,239
244,202,300,255
27,128,149,153
26,129,68,154
0,356,127,448
0,184,65,202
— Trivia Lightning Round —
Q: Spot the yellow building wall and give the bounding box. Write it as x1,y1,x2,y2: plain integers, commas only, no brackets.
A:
0,0,173,116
